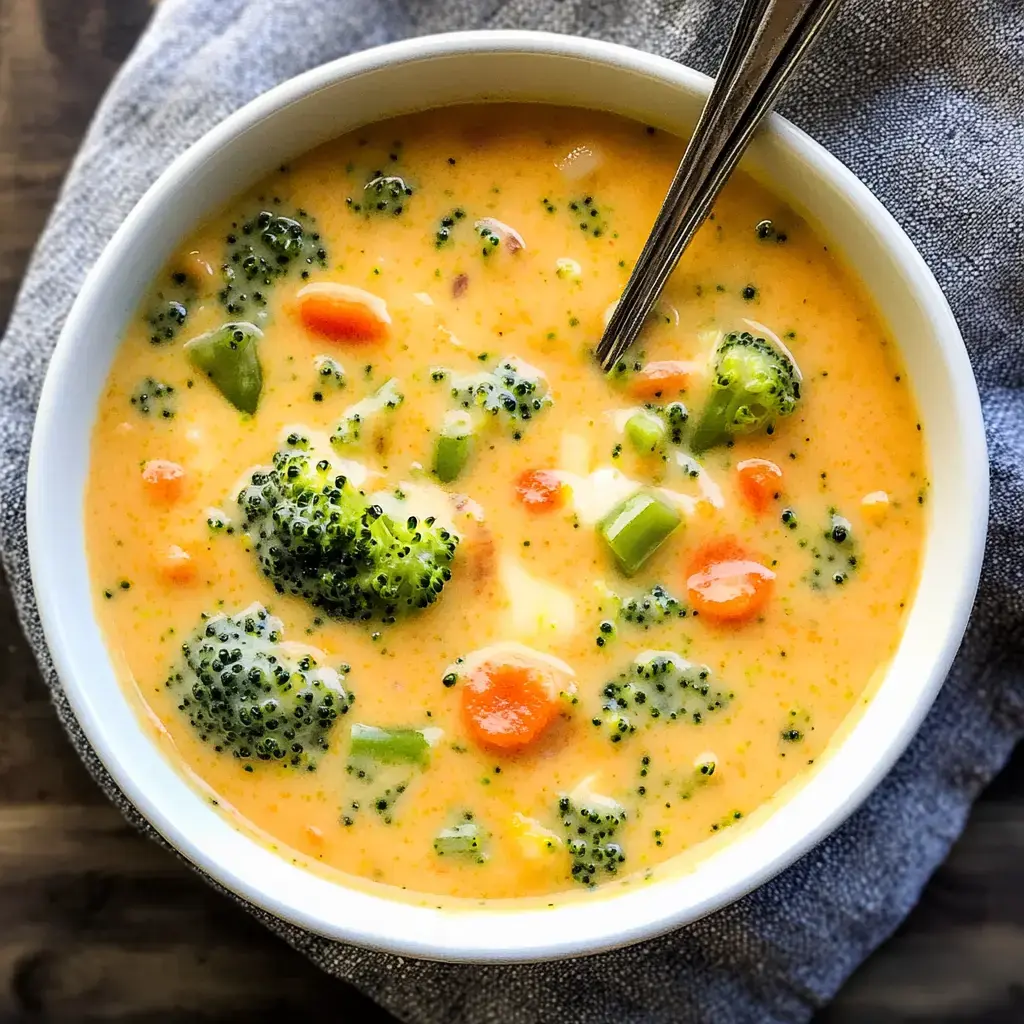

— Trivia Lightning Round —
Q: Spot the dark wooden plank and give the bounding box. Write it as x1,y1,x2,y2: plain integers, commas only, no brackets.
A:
0,0,151,334
1,1,1022,1021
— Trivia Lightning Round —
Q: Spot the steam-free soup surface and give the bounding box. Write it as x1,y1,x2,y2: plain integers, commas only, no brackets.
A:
87,106,925,901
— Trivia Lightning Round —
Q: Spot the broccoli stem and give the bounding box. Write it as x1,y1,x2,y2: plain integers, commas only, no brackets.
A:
184,321,263,414
349,723,433,766
598,490,682,575
433,412,475,483
689,388,737,454
433,821,486,858
624,410,668,453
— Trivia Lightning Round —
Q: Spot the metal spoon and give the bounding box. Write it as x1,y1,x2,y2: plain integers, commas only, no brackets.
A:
596,0,843,372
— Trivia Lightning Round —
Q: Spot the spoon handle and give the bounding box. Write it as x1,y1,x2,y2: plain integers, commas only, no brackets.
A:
597,0,843,372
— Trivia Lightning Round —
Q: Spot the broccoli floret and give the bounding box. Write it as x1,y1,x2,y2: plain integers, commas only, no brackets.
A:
568,195,608,238
619,584,685,627
220,208,327,316
314,355,346,391
559,780,626,885
165,603,351,770
594,650,731,743
237,432,459,622
446,356,552,434
129,377,176,418
434,207,467,247
144,270,194,344
656,401,689,445
330,378,403,448
350,172,414,216
690,330,801,452
434,819,488,862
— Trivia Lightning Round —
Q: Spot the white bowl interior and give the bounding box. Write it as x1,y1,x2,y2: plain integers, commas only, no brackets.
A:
28,32,988,961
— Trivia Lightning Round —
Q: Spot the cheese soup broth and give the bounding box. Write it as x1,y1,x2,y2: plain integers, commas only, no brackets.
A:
86,106,925,899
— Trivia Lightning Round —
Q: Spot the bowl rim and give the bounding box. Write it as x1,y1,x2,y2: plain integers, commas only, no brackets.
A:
27,28,989,962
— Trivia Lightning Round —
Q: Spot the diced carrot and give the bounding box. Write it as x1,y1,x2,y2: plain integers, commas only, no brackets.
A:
685,538,775,624
461,660,559,751
628,360,698,399
515,469,566,512
157,544,196,584
296,283,390,344
141,459,186,504
736,458,783,514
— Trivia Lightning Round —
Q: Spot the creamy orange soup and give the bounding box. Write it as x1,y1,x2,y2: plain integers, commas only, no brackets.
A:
86,106,926,901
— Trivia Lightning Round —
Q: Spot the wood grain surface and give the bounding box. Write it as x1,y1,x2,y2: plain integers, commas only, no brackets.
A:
1,1,1022,1021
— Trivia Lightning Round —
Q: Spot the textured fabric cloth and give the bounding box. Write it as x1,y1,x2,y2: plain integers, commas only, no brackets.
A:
2,1,1022,1021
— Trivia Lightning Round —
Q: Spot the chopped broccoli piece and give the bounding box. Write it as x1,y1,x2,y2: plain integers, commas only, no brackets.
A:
559,780,626,885
433,411,475,483
594,650,731,743
348,723,434,767
220,208,327,316
781,707,812,743
598,490,681,575
143,269,195,344
624,409,667,453
691,330,801,452
619,584,685,626
164,603,351,770
330,378,403,448
146,300,189,344
184,321,263,414
447,355,552,434
236,431,459,622
344,723,441,825
568,195,608,238
434,820,487,861
314,355,346,390
656,401,689,445
363,173,414,215
206,508,233,534
434,207,467,247
129,377,176,419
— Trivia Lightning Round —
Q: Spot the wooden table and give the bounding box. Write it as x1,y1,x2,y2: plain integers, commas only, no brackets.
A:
2,1,1022,1020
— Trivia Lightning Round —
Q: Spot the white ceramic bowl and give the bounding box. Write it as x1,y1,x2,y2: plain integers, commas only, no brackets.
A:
28,30,988,962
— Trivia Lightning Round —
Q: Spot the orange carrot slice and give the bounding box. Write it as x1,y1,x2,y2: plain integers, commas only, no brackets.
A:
736,458,783,514
461,660,559,751
515,469,566,512
141,460,186,504
628,360,698,399
686,538,775,623
157,544,196,583
296,283,390,344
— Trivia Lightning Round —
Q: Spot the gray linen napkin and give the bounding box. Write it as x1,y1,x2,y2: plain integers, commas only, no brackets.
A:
2,1,1022,1021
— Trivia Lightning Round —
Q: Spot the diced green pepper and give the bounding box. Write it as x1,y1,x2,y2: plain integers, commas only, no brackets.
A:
624,410,668,453
598,490,682,575
433,411,475,483
433,821,486,859
184,321,263,414
348,723,433,766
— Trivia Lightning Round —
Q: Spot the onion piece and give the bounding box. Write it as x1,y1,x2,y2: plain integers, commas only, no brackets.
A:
555,144,603,181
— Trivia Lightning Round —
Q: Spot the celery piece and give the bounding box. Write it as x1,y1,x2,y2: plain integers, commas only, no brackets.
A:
433,821,486,859
598,490,681,575
625,409,668,453
349,723,432,766
433,411,475,483
184,321,263,414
